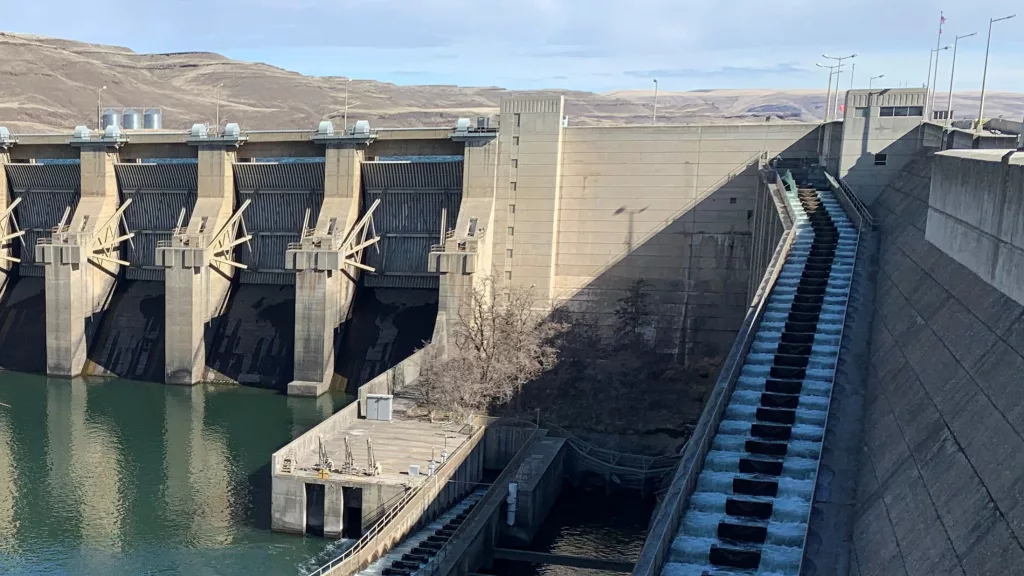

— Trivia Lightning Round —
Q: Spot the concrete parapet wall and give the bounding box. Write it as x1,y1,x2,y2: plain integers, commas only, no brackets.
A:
853,152,1024,574
504,436,565,546
926,150,1024,306
425,427,542,576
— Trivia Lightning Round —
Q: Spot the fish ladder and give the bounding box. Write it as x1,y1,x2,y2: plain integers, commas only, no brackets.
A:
661,183,856,576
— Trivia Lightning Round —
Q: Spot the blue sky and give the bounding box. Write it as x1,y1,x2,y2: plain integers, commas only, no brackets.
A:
4,0,1024,92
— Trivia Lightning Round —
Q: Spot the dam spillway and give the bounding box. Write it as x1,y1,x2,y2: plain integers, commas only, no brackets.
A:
0,124,473,395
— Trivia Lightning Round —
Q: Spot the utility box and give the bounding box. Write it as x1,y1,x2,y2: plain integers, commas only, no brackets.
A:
366,394,394,421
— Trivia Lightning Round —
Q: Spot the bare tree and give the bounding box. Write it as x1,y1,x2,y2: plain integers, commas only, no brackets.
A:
415,275,564,420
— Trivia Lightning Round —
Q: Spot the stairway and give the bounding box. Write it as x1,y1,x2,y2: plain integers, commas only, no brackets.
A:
661,184,857,575
358,489,484,576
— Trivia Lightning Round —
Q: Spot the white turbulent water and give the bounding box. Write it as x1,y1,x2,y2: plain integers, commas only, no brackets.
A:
662,187,857,576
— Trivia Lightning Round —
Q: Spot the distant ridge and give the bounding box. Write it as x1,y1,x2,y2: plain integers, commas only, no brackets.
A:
0,32,1022,133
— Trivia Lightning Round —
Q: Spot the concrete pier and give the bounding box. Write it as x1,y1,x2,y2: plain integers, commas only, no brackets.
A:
0,140,12,300
430,132,498,349
161,129,243,385
39,133,124,377
287,141,366,397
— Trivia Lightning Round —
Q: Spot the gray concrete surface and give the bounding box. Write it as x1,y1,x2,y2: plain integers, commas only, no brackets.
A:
853,151,1024,574
926,149,1024,307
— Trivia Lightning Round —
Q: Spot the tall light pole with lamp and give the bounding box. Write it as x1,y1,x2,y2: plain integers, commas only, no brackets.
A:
816,62,843,121
925,45,951,119
96,85,107,130
652,79,659,125
869,74,885,89
946,32,977,124
977,14,1017,133
823,53,857,118
343,78,352,133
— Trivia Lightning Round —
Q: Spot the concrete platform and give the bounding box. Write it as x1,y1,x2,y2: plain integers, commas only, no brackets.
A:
271,403,476,539
291,413,471,488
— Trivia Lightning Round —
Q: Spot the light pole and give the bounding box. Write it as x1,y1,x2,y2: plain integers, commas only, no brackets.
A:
343,78,351,132
946,32,977,125
977,14,1017,133
823,53,857,119
817,62,843,121
928,45,952,119
850,62,856,89
652,79,659,125
216,83,224,128
869,74,885,89
96,85,107,129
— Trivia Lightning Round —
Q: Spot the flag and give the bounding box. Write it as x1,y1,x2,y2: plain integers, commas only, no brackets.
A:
940,12,946,32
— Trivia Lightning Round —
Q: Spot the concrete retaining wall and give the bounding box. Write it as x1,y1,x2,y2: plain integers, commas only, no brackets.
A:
358,346,428,417
853,152,1024,574
926,150,1024,306
545,123,817,365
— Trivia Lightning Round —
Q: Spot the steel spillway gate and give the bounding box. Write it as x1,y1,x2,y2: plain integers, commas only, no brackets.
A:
3,163,81,276
115,163,198,281
360,160,462,290
232,162,325,285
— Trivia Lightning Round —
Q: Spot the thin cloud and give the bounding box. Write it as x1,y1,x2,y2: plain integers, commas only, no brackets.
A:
624,63,807,79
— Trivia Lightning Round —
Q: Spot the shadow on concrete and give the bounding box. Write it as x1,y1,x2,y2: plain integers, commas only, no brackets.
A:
0,274,46,374
504,136,819,444
205,283,296,391
335,285,438,394
86,279,166,382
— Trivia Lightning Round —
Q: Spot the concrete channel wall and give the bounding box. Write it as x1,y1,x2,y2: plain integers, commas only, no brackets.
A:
852,152,1024,574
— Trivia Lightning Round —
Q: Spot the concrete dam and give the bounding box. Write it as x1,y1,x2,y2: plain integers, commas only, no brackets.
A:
4,88,1024,576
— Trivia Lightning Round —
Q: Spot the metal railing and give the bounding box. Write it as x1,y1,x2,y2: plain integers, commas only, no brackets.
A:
824,171,874,231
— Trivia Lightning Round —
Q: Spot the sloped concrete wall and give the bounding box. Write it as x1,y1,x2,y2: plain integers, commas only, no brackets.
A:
854,152,1024,574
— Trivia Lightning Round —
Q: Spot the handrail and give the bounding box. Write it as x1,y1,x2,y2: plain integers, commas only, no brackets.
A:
304,417,489,576
824,171,874,231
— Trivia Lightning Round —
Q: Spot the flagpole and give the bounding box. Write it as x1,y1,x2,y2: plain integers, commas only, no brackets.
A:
928,11,945,120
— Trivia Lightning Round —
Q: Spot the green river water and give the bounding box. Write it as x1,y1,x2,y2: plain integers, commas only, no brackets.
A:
0,373,353,576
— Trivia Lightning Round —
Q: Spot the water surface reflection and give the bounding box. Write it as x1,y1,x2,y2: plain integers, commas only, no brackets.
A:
0,375,351,575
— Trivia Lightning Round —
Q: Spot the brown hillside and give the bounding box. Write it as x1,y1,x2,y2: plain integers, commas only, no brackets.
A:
0,32,1021,133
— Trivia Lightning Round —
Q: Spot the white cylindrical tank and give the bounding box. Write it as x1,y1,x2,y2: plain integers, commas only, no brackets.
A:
143,108,162,130
101,110,120,130
123,110,142,130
